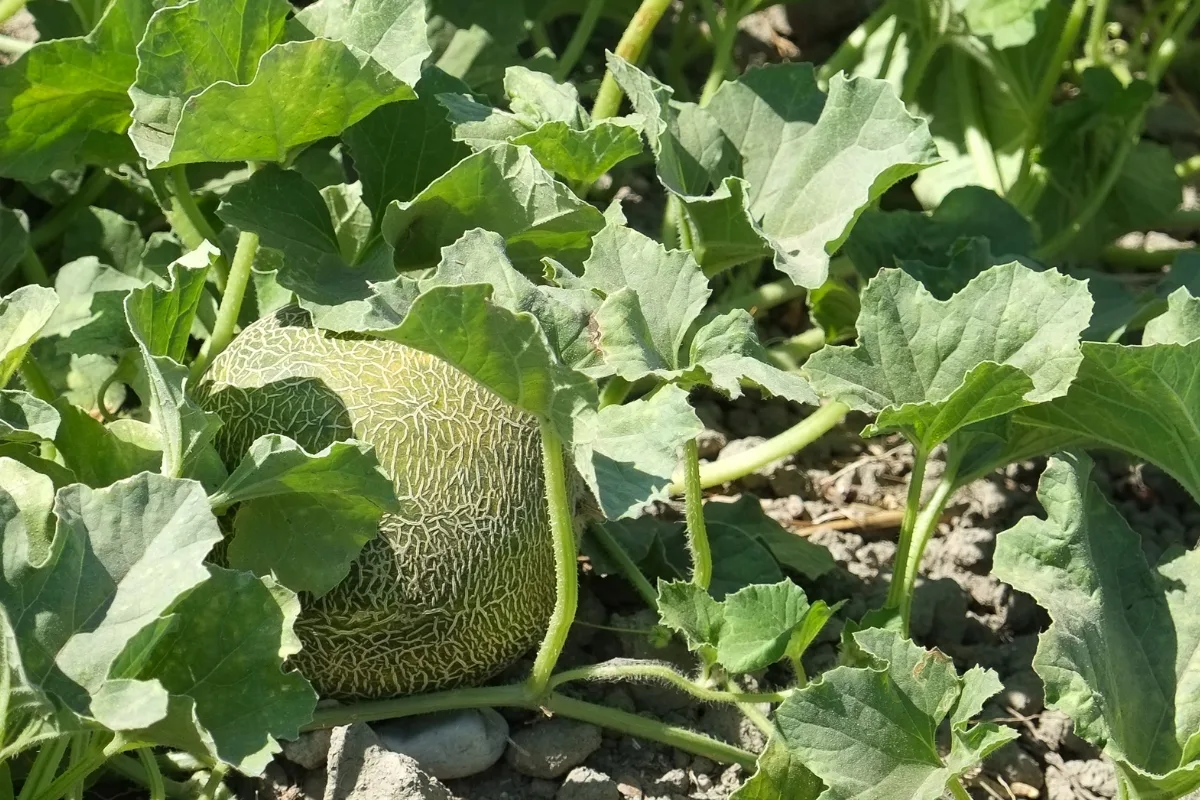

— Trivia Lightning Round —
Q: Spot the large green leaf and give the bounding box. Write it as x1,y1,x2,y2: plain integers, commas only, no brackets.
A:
0,285,58,386
805,263,1091,452
678,64,938,285
41,258,145,358
0,0,152,180
130,0,429,167
994,453,1200,797
52,405,164,487
123,254,210,362
1143,288,1200,346
1017,335,1200,503
0,472,219,725
771,628,1015,799
343,68,473,216
0,392,60,443
381,142,606,272
213,435,397,597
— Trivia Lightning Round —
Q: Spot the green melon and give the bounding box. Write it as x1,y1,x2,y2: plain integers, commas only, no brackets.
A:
199,307,555,699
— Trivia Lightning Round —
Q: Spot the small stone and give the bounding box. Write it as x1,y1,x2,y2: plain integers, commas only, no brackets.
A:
767,463,811,497
1009,782,1041,799
282,729,332,771
654,769,688,793
506,718,603,779
672,750,691,769
323,723,451,800
690,756,716,775
616,777,643,799
373,707,508,780
1001,670,1045,717
695,428,728,460
557,767,620,800
691,771,713,792
985,743,1043,790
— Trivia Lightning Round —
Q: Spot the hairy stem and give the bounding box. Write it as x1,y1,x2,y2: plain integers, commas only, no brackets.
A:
1011,0,1090,201
555,0,607,81
766,328,827,372
19,248,49,287
599,376,632,408
592,0,674,120
527,420,580,699
106,755,191,800
895,466,958,636
543,694,757,768
0,0,26,26
189,231,258,381
947,776,972,800
548,660,790,704
682,439,713,589
137,749,165,800
668,402,849,494
589,522,659,608
18,737,68,800
29,170,111,251
0,33,31,55
168,167,225,257
31,737,127,800
884,446,929,613
304,683,757,767
698,0,739,106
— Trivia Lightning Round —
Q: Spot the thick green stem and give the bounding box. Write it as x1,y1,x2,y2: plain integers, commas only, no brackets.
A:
18,737,68,800
900,34,940,103
137,749,165,800
947,776,972,800
681,439,712,590
197,764,227,800
698,1,739,106
548,660,790,704
896,465,957,636
189,231,258,381
766,328,827,372
1011,0,1088,197
555,0,606,81
527,420,580,699
106,755,191,800
1101,241,1195,270
599,376,632,408
668,402,849,494
543,694,757,768
304,682,756,767
29,170,111,251
591,0,674,120
19,249,49,287
884,446,929,612
168,167,225,256
712,278,805,319
19,356,56,403
31,737,127,800
589,522,658,608
1147,0,1200,84
0,33,32,55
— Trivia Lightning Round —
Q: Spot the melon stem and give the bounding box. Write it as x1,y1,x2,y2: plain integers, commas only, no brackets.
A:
682,438,713,590
189,230,259,382
527,420,580,699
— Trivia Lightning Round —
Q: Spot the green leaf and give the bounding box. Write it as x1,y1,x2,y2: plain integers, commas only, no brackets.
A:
683,64,939,286
61,207,147,275
572,384,700,520
706,495,833,581
42,257,144,358
731,737,824,800
1017,337,1200,503
717,580,815,674
0,472,220,723
958,0,1053,48
121,569,317,774
0,285,58,386
771,628,1015,799
0,0,151,180
806,263,1091,451
688,310,819,405
217,167,397,309
381,143,606,272
343,68,472,216
0,206,29,284
513,120,644,185
0,392,59,443
1143,287,1200,346
843,186,1036,289
130,0,429,167
994,453,1200,794
124,292,221,480
806,277,860,344
211,435,396,597
656,579,723,662
123,252,210,362
606,53,733,196
0,458,54,566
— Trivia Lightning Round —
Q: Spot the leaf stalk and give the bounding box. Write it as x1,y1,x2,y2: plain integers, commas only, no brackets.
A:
591,0,674,120
682,438,713,590
589,522,659,608
189,230,259,382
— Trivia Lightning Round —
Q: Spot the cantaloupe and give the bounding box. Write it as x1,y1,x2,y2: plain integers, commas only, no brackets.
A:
198,307,555,699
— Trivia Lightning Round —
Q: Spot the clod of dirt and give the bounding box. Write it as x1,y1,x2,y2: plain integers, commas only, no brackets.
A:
282,729,332,771
1045,757,1118,800
505,718,603,779
556,767,621,800
324,723,451,800
984,742,1045,791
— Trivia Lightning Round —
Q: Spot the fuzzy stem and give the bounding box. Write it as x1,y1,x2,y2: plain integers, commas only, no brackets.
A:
555,0,607,81
137,749,165,800
19,249,49,287
29,170,111,250
0,0,26,26
548,660,790,704
18,737,68,800
189,231,258,381
168,167,225,256
1101,242,1195,270
19,356,56,403
589,522,659,608
527,420,580,699
599,376,632,408
30,737,127,800
303,683,757,768
884,446,929,612
766,328,827,372
106,755,191,800
947,776,972,800
543,694,757,768
698,2,738,106
668,402,849,494
197,764,227,800
591,0,674,120
682,439,713,589
895,466,957,636
1011,0,1089,198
